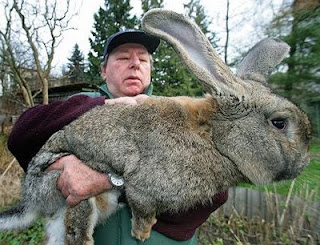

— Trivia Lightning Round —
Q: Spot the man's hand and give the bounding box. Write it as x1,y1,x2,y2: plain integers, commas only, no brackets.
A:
46,155,111,207
105,94,149,105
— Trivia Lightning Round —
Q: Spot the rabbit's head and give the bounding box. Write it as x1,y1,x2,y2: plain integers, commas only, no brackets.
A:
142,9,312,185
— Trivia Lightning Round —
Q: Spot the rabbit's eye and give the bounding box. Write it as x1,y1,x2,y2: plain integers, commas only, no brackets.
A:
271,118,287,130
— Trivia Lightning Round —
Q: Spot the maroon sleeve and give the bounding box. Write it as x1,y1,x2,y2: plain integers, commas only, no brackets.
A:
153,191,228,240
7,95,106,172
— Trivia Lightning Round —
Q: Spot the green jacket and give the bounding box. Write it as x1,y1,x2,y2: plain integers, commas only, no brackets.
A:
82,84,198,245
94,206,198,245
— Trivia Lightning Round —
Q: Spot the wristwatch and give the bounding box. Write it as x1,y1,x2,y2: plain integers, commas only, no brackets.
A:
107,173,124,188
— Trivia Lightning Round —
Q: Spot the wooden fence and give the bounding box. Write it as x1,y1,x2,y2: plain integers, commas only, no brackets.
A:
220,187,320,235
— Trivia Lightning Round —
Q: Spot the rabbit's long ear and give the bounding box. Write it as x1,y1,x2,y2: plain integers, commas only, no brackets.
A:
236,38,290,84
142,9,243,95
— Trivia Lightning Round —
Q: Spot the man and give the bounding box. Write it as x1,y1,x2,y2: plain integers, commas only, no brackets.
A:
8,29,228,244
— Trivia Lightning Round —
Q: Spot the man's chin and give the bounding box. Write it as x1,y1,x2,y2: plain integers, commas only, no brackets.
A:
124,88,145,97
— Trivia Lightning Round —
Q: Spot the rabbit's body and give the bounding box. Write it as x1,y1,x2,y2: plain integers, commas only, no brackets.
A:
44,97,242,209
0,9,311,245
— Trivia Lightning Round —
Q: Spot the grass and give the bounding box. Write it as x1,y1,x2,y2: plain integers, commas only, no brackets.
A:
310,143,320,154
0,220,44,245
0,134,37,245
0,135,24,209
198,209,319,245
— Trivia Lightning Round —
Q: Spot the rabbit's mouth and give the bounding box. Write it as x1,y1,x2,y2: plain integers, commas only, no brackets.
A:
274,170,293,181
274,155,309,182
274,169,301,182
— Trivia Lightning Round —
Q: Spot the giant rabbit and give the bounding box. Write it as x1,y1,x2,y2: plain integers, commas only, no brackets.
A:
0,9,311,245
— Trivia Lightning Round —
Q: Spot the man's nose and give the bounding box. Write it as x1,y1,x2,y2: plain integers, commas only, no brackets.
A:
129,54,140,69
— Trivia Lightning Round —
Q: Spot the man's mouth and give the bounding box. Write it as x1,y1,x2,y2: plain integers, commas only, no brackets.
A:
125,76,141,86
127,76,140,80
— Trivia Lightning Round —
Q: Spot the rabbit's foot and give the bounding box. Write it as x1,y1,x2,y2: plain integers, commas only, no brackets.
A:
131,215,157,241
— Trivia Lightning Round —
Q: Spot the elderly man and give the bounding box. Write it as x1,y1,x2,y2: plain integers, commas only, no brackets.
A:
8,29,228,244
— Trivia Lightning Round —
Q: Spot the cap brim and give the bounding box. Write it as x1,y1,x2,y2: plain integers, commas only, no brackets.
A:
106,31,160,56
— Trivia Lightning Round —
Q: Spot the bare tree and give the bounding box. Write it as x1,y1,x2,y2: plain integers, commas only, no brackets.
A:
0,0,76,106
222,0,257,66
224,0,230,64
222,0,291,66
1,4,30,106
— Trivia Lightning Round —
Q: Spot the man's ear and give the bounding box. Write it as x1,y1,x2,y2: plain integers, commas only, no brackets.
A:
101,64,107,80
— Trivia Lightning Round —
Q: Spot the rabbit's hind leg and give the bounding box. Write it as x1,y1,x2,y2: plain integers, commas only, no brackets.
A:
65,199,98,245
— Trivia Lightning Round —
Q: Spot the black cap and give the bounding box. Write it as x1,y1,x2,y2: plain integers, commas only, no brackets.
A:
103,29,160,59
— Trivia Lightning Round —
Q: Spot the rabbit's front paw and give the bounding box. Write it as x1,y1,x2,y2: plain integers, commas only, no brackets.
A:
131,227,152,242
131,216,157,241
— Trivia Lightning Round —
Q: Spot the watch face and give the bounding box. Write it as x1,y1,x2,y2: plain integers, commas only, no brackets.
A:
109,174,124,187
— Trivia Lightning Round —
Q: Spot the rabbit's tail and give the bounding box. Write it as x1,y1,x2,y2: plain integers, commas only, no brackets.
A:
0,203,39,230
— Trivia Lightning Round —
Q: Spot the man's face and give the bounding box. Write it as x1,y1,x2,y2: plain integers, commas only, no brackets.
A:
101,43,152,98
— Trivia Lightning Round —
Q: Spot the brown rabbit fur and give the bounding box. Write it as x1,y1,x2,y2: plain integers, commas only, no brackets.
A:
0,9,311,245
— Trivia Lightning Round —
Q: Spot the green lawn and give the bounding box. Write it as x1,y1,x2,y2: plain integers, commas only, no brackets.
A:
310,142,320,154
0,220,44,245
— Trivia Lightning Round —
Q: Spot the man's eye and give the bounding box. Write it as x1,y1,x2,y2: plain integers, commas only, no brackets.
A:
271,118,287,130
138,56,148,62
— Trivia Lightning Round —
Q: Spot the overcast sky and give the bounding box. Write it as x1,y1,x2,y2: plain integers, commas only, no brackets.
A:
53,0,283,73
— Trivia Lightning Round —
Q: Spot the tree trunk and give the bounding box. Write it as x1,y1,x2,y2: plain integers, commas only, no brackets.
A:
224,0,230,65
42,78,49,105
21,85,34,107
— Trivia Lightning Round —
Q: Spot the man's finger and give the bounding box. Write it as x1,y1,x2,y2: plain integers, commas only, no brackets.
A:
66,195,80,207
56,173,64,188
46,159,64,171
60,186,69,198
